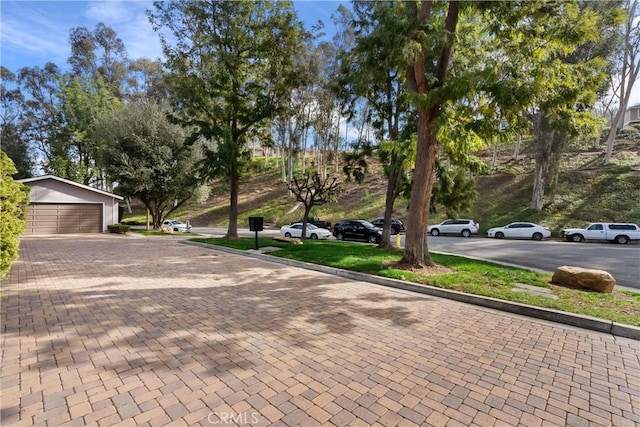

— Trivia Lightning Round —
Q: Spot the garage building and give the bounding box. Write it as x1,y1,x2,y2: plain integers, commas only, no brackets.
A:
18,175,123,234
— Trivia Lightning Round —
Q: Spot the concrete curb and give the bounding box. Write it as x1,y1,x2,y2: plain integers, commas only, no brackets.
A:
182,240,640,341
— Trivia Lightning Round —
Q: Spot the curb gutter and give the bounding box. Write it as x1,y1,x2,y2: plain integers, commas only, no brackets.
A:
182,240,640,341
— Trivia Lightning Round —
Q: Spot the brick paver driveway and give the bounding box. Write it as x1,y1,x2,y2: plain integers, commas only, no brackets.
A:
2,235,639,426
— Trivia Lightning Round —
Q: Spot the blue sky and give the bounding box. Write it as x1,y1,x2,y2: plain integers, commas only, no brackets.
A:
1,1,638,106
0,0,343,72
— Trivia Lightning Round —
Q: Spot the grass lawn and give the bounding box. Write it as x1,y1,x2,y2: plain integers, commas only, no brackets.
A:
191,237,640,326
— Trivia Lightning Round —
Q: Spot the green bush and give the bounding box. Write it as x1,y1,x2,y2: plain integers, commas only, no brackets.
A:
617,126,640,140
0,151,30,278
107,224,131,234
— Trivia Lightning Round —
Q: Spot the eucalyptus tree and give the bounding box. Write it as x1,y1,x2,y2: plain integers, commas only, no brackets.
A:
125,58,169,102
16,63,66,177
311,41,339,177
0,67,32,178
68,22,128,98
95,102,205,229
309,5,356,178
275,42,315,195
149,0,309,238
339,0,409,247
605,0,639,164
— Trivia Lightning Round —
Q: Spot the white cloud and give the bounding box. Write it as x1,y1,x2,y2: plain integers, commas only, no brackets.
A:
84,1,163,61
86,1,135,24
0,2,74,68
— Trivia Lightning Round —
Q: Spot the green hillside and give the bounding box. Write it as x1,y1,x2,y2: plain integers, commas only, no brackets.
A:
123,139,640,235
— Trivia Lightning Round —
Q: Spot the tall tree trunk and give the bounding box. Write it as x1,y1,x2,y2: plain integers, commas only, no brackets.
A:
513,133,521,160
334,112,341,174
402,108,437,267
604,104,626,164
491,142,498,166
605,0,639,164
379,154,404,248
531,114,554,211
402,0,458,267
302,104,310,175
548,149,562,205
226,165,239,238
287,121,295,197
281,139,287,183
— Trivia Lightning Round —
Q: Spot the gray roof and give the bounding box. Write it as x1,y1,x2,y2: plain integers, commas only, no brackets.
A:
18,175,124,200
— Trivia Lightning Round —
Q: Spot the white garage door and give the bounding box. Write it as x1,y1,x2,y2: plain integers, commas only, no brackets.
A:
25,204,101,234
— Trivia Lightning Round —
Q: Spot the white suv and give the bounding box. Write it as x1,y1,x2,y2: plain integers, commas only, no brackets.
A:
428,219,480,237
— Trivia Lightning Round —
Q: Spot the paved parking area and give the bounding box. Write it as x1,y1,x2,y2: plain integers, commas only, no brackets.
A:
1,234,639,426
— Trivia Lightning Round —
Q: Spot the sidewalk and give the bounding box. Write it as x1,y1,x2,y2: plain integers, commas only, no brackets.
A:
2,235,639,426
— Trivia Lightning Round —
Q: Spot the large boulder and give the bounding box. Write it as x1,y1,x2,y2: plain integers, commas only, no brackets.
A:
551,266,616,293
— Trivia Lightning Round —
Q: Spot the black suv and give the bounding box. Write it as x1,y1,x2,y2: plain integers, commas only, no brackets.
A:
333,220,382,243
371,217,405,235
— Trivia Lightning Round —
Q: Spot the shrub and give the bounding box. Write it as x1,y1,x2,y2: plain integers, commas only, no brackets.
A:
0,151,30,278
107,224,131,234
617,126,640,140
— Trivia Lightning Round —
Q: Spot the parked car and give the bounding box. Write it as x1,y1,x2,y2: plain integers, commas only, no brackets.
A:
280,223,332,240
295,216,331,230
427,219,479,237
162,219,191,232
486,222,551,240
371,217,405,235
561,223,640,244
333,220,382,243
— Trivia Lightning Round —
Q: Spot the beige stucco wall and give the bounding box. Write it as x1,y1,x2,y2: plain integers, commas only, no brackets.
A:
24,180,120,232
623,107,640,127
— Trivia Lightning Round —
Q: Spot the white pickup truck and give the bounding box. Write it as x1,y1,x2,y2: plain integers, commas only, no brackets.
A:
561,223,640,244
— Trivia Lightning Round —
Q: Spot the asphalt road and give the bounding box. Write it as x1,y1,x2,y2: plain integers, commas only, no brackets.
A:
191,226,640,290
426,235,640,290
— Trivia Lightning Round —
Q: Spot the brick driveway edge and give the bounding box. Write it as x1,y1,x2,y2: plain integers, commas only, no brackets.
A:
182,240,640,340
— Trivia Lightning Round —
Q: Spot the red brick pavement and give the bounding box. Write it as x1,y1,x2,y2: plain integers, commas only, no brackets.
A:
1,235,639,426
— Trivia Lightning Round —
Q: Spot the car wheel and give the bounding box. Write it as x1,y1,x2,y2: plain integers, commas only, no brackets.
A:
368,234,378,244
173,228,179,232
285,232,291,238
430,229,440,236
310,234,318,239
495,232,504,239
532,232,543,241
615,235,629,244
461,229,471,238
571,234,583,243
336,233,344,241
391,228,397,235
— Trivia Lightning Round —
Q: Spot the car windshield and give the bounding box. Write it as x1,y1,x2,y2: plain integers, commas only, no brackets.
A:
306,224,318,230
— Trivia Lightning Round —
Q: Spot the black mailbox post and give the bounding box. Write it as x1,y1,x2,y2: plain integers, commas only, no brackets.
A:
248,217,264,250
